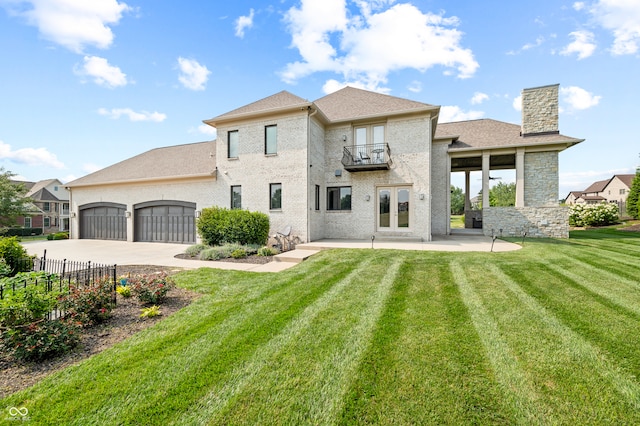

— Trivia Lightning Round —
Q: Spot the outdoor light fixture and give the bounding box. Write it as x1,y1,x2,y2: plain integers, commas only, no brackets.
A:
195,210,202,218
365,195,370,201
419,194,425,200
70,212,76,218
125,211,132,218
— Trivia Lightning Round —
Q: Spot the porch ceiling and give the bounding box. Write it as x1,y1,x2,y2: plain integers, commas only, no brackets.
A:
450,154,515,172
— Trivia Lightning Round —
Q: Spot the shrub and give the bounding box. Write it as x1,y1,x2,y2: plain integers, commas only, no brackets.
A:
0,236,32,275
0,282,61,327
231,249,247,259
58,277,115,326
140,305,161,318
185,243,208,257
1,318,82,361
129,272,175,305
47,232,69,240
197,207,269,246
0,258,11,278
569,203,619,227
257,246,278,256
116,285,131,298
627,171,640,219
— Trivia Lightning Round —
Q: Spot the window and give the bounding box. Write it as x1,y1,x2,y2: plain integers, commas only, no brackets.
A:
315,185,320,211
231,185,242,209
24,217,32,228
228,130,239,158
327,187,351,211
43,202,50,212
265,125,277,155
620,189,626,195
44,217,50,227
270,183,282,210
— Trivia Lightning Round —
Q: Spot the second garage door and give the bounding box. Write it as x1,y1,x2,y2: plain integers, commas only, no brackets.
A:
134,201,196,244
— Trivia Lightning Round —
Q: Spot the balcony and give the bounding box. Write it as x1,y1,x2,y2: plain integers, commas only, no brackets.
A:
342,143,392,172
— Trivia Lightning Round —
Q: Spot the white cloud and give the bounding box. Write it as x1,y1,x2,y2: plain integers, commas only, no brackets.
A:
98,108,166,122
573,2,586,11
470,92,489,105
75,55,127,88
177,57,210,91
512,95,522,111
196,124,217,137
560,86,601,110
322,78,376,94
0,140,64,168
407,80,422,93
586,0,640,55
282,1,478,92
5,0,131,53
439,106,484,123
235,8,255,38
561,30,596,59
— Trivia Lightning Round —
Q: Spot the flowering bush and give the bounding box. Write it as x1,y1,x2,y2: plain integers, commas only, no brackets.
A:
58,277,115,326
569,203,619,227
128,272,175,305
116,285,131,298
1,318,82,361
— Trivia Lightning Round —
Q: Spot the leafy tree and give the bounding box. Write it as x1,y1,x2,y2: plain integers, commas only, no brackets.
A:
0,168,31,228
489,182,516,207
627,169,640,219
450,185,465,215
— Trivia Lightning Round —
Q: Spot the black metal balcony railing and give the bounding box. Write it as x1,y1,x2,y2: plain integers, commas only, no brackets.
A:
342,143,392,171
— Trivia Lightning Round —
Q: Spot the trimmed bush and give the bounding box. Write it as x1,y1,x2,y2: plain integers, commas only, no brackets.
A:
569,203,619,227
257,246,278,256
2,227,43,237
0,236,32,275
47,232,69,240
129,272,175,305
185,243,208,257
231,249,247,259
197,207,269,246
58,278,115,326
1,317,82,362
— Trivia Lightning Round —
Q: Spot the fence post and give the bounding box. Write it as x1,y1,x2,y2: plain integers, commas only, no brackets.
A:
112,264,118,304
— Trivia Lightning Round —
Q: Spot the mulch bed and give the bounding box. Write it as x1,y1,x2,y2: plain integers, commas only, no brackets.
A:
174,253,273,264
0,265,199,399
619,223,640,232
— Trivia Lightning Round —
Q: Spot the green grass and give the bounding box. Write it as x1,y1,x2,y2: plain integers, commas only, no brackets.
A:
2,229,640,424
450,214,465,228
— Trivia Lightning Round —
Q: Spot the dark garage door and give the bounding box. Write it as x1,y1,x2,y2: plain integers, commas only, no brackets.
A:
79,203,127,241
134,201,196,243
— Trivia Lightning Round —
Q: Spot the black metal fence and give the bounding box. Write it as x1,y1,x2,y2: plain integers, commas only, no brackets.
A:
0,250,117,320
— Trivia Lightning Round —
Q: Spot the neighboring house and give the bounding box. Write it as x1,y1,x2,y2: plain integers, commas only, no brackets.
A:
565,174,635,208
66,84,583,243
10,179,70,233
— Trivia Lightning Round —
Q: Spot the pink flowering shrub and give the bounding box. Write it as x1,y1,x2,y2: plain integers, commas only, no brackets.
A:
128,272,175,305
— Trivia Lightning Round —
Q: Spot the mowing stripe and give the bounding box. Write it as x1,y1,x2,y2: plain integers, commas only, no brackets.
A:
546,259,640,317
172,257,377,424
450,261,547,424
565,243,640,271
489,263,640,409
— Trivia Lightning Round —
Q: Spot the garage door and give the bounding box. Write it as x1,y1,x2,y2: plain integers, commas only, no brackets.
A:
79,203,127,241
134,201,196,243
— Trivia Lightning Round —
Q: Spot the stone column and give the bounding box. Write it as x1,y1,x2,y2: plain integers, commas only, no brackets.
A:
464,170,471,211
482,152,490,208
516,148,525,207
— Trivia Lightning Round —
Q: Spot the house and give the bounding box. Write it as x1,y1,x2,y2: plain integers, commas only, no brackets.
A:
564,174,635,211
66,84,583,244
10,179,69,234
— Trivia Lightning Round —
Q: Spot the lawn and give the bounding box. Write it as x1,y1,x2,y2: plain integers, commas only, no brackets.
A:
2,228,640,424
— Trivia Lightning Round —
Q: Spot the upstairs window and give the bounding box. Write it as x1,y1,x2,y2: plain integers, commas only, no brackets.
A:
315,185,320,211
265,125,277,155
228,130,239,158
44,217,50,227
43,202,50,212
270,183,282,210
231,185,242,209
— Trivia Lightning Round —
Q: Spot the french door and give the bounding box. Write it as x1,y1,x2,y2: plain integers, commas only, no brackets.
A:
377,186,411,231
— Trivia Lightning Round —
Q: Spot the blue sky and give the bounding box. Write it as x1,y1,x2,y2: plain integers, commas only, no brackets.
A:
1,0,638,198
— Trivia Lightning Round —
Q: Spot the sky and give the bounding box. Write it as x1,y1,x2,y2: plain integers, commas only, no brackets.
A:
1,0,639,199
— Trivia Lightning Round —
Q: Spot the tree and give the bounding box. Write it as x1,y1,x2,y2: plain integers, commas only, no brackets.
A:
0,168,31,228
450,185,465,215
627,169,640,219
489,182,516,207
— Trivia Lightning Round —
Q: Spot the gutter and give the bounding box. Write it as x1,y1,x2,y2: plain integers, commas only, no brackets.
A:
307,106,318,243
65,172,218,189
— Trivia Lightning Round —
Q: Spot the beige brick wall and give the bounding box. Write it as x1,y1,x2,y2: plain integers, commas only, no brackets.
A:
430,140,450,235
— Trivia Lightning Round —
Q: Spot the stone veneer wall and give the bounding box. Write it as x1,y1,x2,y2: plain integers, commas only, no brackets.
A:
521,84,559,135
524,151,559,206
483,206,569,238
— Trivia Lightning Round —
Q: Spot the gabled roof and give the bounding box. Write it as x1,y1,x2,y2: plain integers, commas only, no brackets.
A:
26,179,61,197
205,91,310,125
66,141,217,188
29,187,58,202
313,86,437,123
612,174,635,188
583,179,610,194
437,119,584,151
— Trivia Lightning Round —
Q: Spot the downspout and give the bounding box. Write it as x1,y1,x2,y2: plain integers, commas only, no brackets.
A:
307,106,318,243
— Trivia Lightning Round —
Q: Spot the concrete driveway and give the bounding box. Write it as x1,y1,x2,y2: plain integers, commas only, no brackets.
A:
20,239,294,272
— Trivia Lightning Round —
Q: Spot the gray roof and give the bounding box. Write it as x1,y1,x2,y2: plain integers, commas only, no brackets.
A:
436,119,583,151
205,91,310,124
67,141,217,187
583,178,610,194
313,86,437,123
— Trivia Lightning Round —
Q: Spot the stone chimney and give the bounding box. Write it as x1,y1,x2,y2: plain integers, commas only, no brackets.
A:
521,84,559,136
